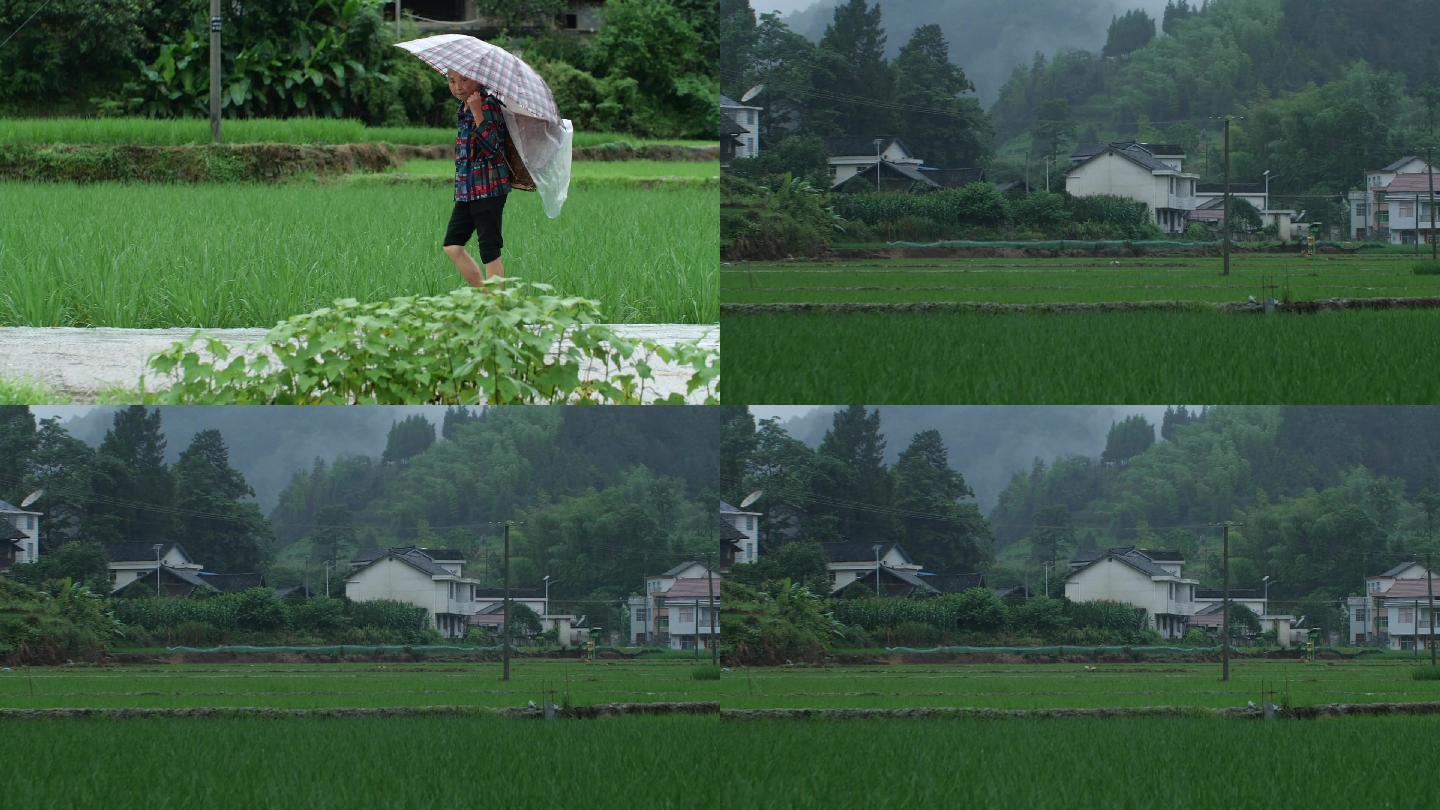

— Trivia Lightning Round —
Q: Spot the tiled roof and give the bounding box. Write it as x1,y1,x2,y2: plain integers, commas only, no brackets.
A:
920,167,985,188
659,578,721,599
1381,174,1440,193
720,111,746,137
842,160,937,187
1376,580,1440,600
1383,156,1421,171
1071,547,1181,579
718,517,746,544
1378,561,1423,577
472,587,543,599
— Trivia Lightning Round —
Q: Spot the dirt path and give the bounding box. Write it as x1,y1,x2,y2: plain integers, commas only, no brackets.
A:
0,325,717,403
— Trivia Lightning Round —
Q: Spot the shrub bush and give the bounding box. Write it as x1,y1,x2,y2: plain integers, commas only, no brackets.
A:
147,284,719,405
1413,261,1440,275
721,174,837,260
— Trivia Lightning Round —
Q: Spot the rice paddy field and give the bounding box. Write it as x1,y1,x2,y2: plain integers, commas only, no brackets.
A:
0,179,717,326
723,308,1440,403
723,252,1440,305
722,250,1440,402
0,659,721,710
5,715,721,809
0,117,713,148
719,659,1440,710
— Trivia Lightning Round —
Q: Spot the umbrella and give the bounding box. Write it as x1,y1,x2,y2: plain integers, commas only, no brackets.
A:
397,34,572,218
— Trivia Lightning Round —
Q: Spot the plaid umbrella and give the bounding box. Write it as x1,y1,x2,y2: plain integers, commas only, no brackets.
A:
395,34,560,124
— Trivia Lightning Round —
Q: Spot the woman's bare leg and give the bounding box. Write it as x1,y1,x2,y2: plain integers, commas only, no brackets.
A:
443,244,483,287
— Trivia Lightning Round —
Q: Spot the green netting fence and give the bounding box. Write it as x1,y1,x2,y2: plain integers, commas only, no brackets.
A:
878,239,1354,250
160,644,506,654
882,645,1374,656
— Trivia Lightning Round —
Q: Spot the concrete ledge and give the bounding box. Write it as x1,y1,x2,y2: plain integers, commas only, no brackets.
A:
0,325,717,404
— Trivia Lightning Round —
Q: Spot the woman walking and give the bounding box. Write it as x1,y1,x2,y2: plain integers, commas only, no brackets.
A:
441,69,511,286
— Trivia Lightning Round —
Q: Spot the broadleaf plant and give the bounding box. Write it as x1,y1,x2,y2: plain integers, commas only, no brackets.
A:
145,281,718,405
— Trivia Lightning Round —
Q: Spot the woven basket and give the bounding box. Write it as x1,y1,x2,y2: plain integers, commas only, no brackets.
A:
504,137,536,192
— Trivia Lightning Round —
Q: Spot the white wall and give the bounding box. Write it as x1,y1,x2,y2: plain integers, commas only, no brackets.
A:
1064,559,1168,626
4,511,40,564
1067,155,1166,221
346,558,445,626
724,105,762,159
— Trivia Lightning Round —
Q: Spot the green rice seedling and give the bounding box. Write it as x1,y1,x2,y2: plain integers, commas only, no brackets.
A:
0,659,727,710
691,665,722,681
722,253,1440,306
0,377,67,404
1412,260,1440,275
1413,666,1440,680
721,309,1440,404
0,181,717,325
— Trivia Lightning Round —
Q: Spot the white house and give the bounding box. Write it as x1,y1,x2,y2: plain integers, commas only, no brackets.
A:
626,561,720,650
1375,173,1440,245
821,541,937,596
720,500,760,565
1348,156,1435,240
1066,142,1199,234
104,542,205,592
720,94,761,161
0,498,41,567
1346,561,1436,647
346,546,486,639
1064,547,1198,639
825,136,927,189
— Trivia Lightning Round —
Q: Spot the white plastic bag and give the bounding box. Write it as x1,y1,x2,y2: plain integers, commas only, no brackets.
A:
503,110,573,219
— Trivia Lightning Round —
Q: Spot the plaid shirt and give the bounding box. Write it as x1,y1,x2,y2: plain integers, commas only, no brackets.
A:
455,95,511,202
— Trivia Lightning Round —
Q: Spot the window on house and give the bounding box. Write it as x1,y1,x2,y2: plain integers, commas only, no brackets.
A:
679,608,694,623
1401,608,1413,623
747,516,755,531
1355,608,1367,622
565,13,577,28
1401,203,1414,218
635,609,647,621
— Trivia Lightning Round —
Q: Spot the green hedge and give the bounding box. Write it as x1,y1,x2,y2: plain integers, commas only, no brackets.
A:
113,592,435,645
0,143,398,183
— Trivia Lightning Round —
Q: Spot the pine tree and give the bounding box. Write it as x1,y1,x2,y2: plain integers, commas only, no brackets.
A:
174,429,271,573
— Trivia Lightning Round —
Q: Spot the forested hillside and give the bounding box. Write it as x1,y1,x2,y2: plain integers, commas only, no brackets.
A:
990,406,1440,630
988,0,1440,208
268,407,720,611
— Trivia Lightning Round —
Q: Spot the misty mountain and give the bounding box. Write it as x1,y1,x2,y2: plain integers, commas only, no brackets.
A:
778,0,1171,104
42,406,439,511
764,405,1170,511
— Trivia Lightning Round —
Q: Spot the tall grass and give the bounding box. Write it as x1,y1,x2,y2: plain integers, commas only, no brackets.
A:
0,181,717,325
727,716,1440,807
0,660,723,710
722,309,1440,403
3,716,722,809
722,254,1440,305
719,660,1440,711
0,118,714,148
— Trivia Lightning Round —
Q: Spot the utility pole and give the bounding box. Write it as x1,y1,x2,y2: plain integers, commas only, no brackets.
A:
707,553,718,666
502,522,511,682
396,0,402,38
1429,551,1436,667
1221,522,1230,681
1222,116,1232,277
1428,146,1437,260
209,0,221,143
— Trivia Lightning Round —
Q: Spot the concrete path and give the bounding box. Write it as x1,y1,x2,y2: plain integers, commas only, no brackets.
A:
0,325,718,404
